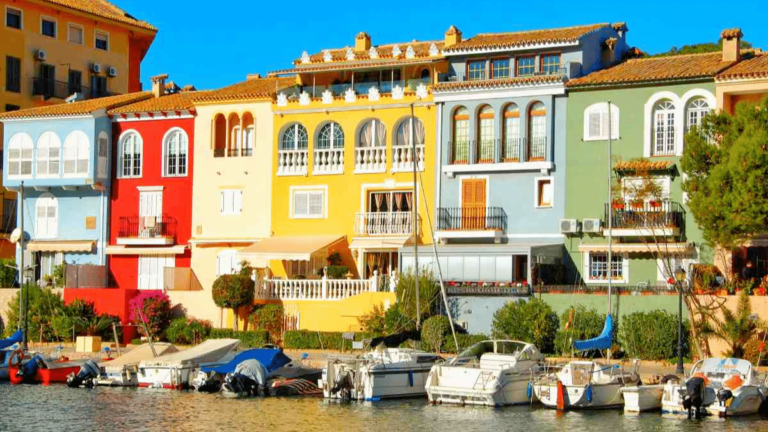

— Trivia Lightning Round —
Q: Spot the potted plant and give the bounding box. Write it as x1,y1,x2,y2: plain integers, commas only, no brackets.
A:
649,200,662,208
611,200,625,210
630,199,645,210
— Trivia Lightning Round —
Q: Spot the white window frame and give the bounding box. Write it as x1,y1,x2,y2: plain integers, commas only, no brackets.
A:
686,98,711,131
138,255,175,290
35,193,58,239
583,251,628,284
67,23,84,46
94,29,109,51
280,123,308,150
216,249,241,276
7,133,33,178
35,131,61,178
652,100,676,156
583,102,619,141
357,119,386,148
621,175,671,202
534,176,554,209
117,130,142,178
5,6,23,30
63,130,90,177
290,185,327,219
317,122,344,149
220,189,243,215
162,128,188,177
40,15,57,38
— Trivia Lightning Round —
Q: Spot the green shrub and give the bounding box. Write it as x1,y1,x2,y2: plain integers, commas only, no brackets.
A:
384,303,414,334
442,333,489,354
6,285,65,341
357,303,386,336
554,305,610,356
491,299,559,354
208,328,270,348
212,272,255,330
396,271,441,323
283,330,352,350
0,259,17,287
619,310,690,361
166,317,213,345
422,315,451,353
326,265,349,279
130,338,143,345
248,304,284,341
0,313,4,337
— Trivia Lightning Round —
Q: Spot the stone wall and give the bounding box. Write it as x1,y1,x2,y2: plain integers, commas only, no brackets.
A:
0,288,19,332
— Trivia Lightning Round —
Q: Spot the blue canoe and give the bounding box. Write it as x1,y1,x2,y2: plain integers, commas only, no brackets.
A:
201,349,291,375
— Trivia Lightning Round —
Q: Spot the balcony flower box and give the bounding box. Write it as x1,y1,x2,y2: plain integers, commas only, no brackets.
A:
649,200,662,208
630,200,644,210
611,201,625,210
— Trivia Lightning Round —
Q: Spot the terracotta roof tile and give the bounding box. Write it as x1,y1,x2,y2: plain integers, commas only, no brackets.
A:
568,52,734,87
433,74,564,92
721,28,743,39
444,23,608,53
614,160,674,171
108,91,200,114
717,52,768,81
0,92,152,120
191,77,297,104
270,58,440,75
294,40,444,65
42,0,156,31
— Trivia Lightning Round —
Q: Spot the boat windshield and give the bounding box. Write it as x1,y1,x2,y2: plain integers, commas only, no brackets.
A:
451,341,529,365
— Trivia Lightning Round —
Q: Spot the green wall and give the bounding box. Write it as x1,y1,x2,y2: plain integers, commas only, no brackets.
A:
540,293,688,319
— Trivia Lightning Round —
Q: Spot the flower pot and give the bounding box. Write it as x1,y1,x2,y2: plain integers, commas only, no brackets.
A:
612,203,625,210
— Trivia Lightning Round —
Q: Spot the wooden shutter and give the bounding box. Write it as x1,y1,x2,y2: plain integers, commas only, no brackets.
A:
461,179,486,230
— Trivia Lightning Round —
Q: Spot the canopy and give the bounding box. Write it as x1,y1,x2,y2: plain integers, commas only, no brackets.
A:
103,343,177,372
201,348,290,374
238,235,344,261
105,245,187,255
0,329,23,350
574,314,613,351
26,240,94,252
349,237,410,250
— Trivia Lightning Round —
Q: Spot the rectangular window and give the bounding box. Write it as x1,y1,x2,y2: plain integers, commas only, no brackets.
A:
467,60,486,81
68,70,82,95
138,255,174,290
68,23,83,45
220,189,243,215
6,7,21,29
535,178,553,208
243,127,254,156
95,30,109,51
91,75,107,98
41,17,56,37
491,58,510,79
587,252,625,283
584,105,619,141
292,189,325,219
5,56,21,92
5,104,20,112
541,53,561,75
516,56,536,77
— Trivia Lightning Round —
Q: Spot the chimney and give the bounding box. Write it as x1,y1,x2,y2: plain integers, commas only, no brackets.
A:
721,28,743,62
150,73,168,98
444,25,462,48
355,32,371,52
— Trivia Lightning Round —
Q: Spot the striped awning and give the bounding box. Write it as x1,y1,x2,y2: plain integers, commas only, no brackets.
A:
106,245,187,255
26,240,94,253
578,243,692,254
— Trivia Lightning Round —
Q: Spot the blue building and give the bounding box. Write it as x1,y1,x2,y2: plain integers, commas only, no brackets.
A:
0,93,150,284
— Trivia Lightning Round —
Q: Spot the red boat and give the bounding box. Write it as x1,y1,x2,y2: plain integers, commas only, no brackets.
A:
9,352,113,386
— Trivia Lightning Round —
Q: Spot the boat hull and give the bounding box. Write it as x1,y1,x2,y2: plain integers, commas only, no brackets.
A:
137,366,197,389
621,385,663,413
534,382,624,410
9,364,82,386
708,386,765,417
426,366,534,407
321,365,431,401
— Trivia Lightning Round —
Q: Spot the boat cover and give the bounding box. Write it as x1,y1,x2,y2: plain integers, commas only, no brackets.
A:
0,330,23,350
202,349,290,374
103,343,177,372
140,339,239,368
574,314,613,351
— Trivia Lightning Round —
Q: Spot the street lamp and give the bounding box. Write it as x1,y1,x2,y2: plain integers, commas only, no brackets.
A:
674,265,686,375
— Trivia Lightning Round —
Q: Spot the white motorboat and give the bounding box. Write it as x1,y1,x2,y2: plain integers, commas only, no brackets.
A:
319,347,441,401
621,384,664,413
533,360,640,410
96,343,177,387
661,358,767,417
425,340,545,406
137,339,239,389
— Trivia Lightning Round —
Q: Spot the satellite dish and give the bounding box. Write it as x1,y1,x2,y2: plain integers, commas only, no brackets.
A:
10,228,22,244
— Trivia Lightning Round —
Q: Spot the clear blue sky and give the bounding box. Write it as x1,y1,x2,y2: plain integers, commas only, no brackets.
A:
112,0,766,91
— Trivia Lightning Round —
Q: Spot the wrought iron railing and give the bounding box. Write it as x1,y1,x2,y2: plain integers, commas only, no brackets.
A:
528,136,547,161
118,216,177,240
436,207,506,231
439,67,568,83
32,77,117,100
449,140,471,164
604,200,684,230
477,138,496,163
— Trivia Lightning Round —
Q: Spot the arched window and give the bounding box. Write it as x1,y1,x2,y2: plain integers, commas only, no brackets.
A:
213,114,226,157
7,133,33,178
227,113,241,156
97,131,108,179
452,107,469,164
653,100,676,156
357,119,386,147
395,118,425,147
35,193,58,239
118,131,142,178
477,105,495,163
36,132,61,176
164,129,188,177
687,98,710,131
503,104,521,161
280,123,308,150
528,102,546,161
317,122,344,149
63,130,89,176
242,112,255,156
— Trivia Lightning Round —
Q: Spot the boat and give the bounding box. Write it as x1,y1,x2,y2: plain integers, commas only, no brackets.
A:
621,384,665,413
0,330,24,380
10,352,94,386
661,358,767,417
137,338,239,389
95,343,177,387
425,340,546,406
192,348,291,393
320,345,442,401
533,360,640,410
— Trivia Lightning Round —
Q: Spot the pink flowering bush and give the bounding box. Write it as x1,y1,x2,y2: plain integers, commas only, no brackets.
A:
129,291,172,340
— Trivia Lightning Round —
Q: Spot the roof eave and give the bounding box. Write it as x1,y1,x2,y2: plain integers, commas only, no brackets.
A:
443,40,580,56
567,76,716,90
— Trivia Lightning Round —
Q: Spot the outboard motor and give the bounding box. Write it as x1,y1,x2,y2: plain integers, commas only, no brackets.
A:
193,371,222,393
330,369,354,400
16,354,45,383
67,360,101,388
717,388,734,407
223,371,259,396
682,377,706,419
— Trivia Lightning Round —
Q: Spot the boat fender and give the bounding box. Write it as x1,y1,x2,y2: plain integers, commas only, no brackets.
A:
408,370,414,387
527,381,533,401
585,384,593,403
556,380,565,411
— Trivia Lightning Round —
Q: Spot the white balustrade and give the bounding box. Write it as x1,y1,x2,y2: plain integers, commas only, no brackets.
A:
391,144,425,172
354,212,415,236
313,148,344,175
262,276,374,300
354,146,387,173
277,149,308,175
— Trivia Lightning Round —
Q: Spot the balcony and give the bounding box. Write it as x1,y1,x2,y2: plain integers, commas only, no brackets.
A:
391,144,425,172
438,68,568,84
277,149,308,176
354,146,386,173
116,216,177,245
354,212,417,237
435,207,507,242
313,148,344,175
32,77,118,100
260,275,387,301
300,78,431,98
446,137,550,174
604,200,684,237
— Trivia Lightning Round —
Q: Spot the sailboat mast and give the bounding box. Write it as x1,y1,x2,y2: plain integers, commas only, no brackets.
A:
607,102,613,316
411,104,420,331
18,181,27,350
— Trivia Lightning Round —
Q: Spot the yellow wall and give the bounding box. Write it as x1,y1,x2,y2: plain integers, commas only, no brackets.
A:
716,79,768,113
280,292,396,332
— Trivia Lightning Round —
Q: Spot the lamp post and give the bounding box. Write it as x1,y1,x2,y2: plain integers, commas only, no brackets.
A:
674,265,686,375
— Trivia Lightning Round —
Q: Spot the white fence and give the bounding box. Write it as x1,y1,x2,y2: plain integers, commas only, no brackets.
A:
261,271,396,300
354,211,415,236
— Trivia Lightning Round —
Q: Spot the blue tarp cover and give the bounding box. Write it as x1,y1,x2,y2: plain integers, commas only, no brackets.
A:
574,314,613,351
0,330,23,350
202,349,290,374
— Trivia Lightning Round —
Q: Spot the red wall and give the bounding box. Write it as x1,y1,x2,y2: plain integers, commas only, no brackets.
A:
109,117,195,289
64,287,140,344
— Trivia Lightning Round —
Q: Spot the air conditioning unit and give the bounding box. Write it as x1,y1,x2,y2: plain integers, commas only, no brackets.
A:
35,49,47,61
91,63,102,74
560,219,579,234
582,218,602,233
107,66,118,77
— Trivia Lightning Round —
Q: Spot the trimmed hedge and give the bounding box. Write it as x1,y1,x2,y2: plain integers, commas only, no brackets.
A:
207,329,270,348
442,333,489,354
619,310,690,361
283,330,352,350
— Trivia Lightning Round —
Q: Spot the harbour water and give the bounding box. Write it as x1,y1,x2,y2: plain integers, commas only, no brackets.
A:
1,383,767,431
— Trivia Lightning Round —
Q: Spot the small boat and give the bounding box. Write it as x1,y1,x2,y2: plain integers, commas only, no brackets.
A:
534,360,640,410
661,358,767,417
0,330,25,381
10,352,93,386
192,348,291,393
425,340,546,406
137,339,239,389
621,384,665,413
95,343,177,387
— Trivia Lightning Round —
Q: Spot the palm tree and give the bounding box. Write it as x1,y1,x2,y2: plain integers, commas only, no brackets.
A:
701,289,762,358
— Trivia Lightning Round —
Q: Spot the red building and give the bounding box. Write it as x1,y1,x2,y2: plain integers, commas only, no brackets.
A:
106,76,196,293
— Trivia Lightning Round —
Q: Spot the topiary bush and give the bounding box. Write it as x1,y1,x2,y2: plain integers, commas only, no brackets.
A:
166,316,213,345
212,271,255,331
619,310,690,361
422,315,451,353
554,305,611,356
283,330,352,350
208,329,270,348
491,298,559,353
129,291,172,341
442,333,489,354
248,304,284,342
